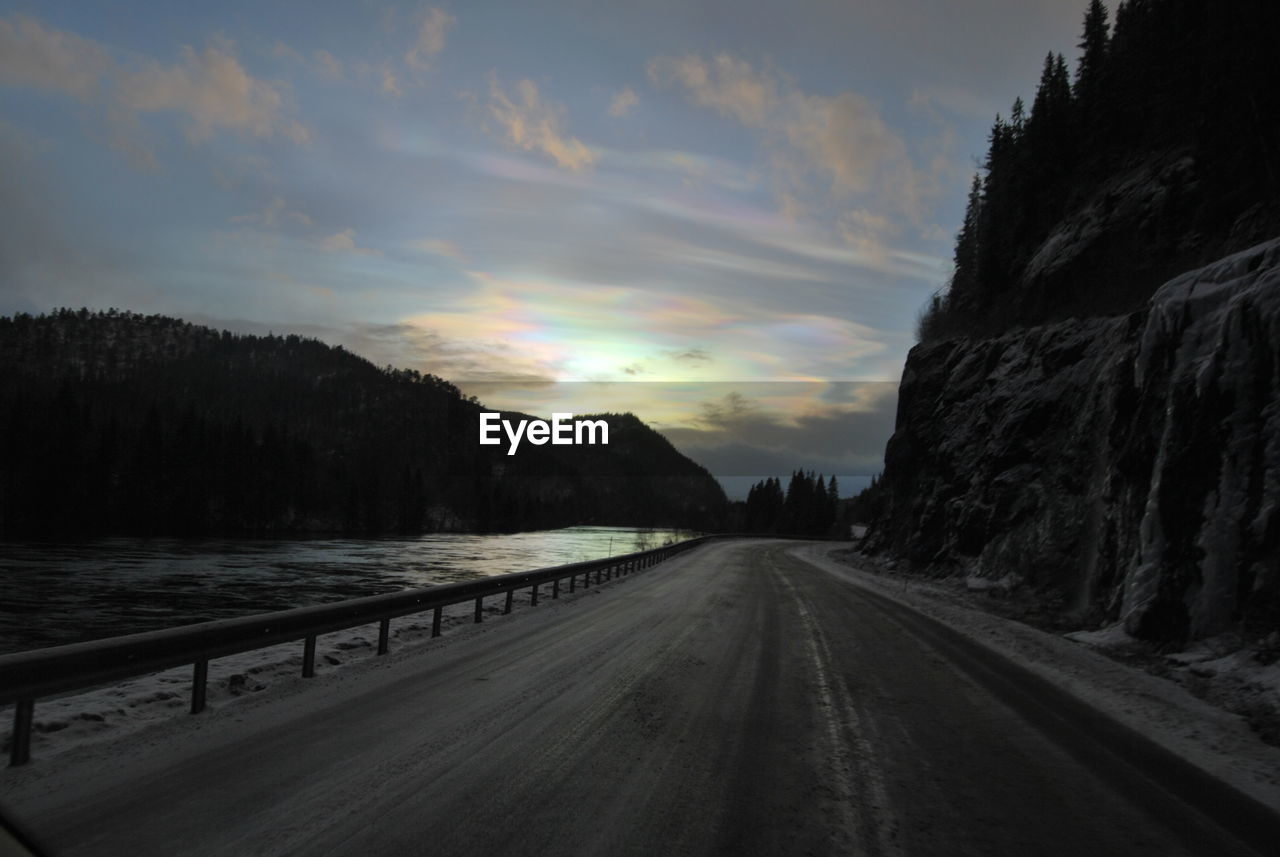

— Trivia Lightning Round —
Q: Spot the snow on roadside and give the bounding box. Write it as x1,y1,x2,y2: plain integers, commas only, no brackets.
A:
796,544,1280,812
0,582,597,765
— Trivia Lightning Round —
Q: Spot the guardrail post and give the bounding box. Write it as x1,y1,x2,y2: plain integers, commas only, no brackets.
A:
10,699,33,767
474,596,484,623
531,584,540,606
552,578,560,599
594,567,602,584
504,589,514,614
432,606,442,637
303,636,317,677
569,573,576,593
378,618,391,655
191,659,208,714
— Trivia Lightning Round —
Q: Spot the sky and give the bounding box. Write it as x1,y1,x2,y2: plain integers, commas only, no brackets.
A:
0,0,1093,498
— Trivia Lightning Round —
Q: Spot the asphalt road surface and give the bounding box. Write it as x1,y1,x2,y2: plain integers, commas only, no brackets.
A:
3,540,1275,856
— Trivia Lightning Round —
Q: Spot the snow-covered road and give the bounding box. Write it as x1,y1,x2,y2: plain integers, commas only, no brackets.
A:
3,540,1276,856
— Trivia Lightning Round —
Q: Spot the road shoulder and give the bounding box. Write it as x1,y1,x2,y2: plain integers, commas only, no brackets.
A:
791,543,1280,815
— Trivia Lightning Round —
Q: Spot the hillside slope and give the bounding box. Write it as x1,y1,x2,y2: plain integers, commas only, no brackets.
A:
0,310,727,537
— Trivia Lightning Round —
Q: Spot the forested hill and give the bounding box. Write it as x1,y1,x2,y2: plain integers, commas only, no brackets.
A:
0,309,727,537
920,0,1280,341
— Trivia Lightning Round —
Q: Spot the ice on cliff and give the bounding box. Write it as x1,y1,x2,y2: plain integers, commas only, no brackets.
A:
866,237,1280,642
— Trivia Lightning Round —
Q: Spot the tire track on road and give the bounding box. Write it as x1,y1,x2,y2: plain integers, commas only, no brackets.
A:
769,549,903,857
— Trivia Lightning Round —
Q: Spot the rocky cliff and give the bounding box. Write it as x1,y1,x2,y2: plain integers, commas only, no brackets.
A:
864,238,1280,643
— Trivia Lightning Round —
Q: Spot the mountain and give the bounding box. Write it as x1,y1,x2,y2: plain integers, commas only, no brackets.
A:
0,309,727,537
862,0,1280,645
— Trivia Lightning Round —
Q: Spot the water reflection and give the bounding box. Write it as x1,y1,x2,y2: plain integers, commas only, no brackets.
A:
0,527,696,653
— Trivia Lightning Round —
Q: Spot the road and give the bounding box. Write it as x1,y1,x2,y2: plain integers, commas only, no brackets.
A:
2,540,1275,856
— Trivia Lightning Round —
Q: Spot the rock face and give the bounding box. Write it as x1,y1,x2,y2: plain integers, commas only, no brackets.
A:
864,238,1280,642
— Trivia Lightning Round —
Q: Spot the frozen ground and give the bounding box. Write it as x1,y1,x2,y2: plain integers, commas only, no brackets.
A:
818,545,1280,810
0,584,561,764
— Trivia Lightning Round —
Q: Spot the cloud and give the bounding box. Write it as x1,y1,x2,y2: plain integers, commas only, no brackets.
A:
657,383,899,481
398,268,890,388
229,196,312,228
608,86,638,117
783,90,906,196
837,208,898,264
666,347,712,365
380,65,402,97
647,53,777,126
120,42,310,145
408,237,465,260
320,228,379,255
697,390,765,429
0,15,309,163
0,14,112,100
613,347,711,380
484,73,593,171
451,142,946,291
405,7,455,70
358,321,560,387
313,50,344,80
648,51,935,224
270,41,305,64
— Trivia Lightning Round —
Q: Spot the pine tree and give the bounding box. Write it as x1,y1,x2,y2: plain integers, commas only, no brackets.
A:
1074,0,1110,108
949,172,985,313
1009,96,1026,140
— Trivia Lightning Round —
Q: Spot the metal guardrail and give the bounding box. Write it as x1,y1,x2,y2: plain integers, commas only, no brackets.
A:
0,535,721,766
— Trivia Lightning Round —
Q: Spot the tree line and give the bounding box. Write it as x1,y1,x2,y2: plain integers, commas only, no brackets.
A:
740,470,843,538
919,0,1280,341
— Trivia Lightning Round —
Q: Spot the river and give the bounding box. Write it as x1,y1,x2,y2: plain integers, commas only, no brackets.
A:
0,526,697,654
